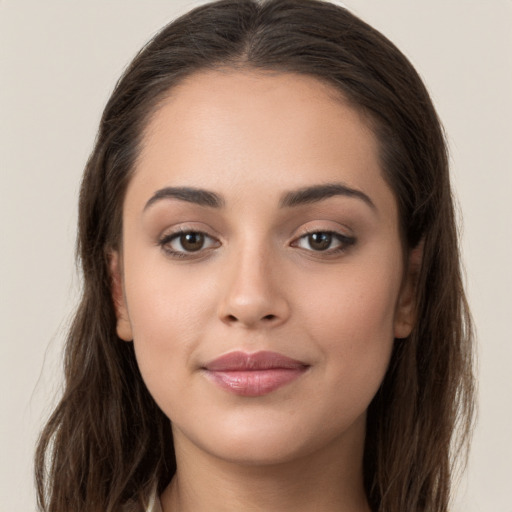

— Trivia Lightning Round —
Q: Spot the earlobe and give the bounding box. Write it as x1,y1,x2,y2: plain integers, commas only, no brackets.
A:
109,251,133,342
394,240,424,339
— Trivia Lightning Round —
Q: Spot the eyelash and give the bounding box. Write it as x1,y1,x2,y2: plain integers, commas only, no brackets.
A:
291,230,356,255
158,229,220,259
158,229,356,259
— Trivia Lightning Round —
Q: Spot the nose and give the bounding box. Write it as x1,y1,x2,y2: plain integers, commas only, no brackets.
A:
217,244,290,329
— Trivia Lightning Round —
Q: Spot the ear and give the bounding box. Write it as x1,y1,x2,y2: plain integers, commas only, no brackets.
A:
109,251,133,342
394,240,424,339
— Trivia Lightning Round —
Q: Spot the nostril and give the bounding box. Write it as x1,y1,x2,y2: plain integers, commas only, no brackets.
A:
222,313,280,325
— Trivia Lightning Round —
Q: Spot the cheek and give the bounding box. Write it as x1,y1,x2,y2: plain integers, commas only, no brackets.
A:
123,259,219,407
301,261,400,343
296,257,401,402
125,241,218,336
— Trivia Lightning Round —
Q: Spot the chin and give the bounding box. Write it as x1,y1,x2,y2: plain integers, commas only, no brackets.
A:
172,408,367,468
201,432,314,466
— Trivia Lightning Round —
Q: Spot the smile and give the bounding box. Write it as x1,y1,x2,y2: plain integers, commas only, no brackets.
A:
202,350,310,397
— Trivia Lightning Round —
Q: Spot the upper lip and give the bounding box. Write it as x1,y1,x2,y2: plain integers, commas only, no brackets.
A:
203,351,309,371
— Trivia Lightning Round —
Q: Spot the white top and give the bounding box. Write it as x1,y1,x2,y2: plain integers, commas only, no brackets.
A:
122,483,162,512
145,489,162,512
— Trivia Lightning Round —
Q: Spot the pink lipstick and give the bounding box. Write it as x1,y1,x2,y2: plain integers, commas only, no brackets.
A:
203,351,309,397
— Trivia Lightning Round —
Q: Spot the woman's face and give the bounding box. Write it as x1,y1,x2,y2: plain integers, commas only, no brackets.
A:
113,70,416,466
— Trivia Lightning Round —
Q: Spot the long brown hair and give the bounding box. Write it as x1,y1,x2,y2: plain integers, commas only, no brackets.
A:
35,1,475,510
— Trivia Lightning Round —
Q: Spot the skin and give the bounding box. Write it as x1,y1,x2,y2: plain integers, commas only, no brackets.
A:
111,70,417,512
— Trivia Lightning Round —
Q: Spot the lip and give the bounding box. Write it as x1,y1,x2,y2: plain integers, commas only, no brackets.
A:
202,351,309,397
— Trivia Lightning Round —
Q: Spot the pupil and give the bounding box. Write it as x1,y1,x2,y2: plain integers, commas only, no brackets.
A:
309,232,331,251
181,232,204,251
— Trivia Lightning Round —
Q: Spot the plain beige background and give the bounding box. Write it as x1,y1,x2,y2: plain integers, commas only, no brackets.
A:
1,1,511,510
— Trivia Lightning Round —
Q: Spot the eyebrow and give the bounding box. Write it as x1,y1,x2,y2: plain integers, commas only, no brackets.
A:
279,183,376,210
144,186,225,211
143,182,375,212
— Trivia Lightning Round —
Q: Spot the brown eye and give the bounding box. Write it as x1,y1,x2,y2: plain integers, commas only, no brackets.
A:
180,232,205,252
293,230,356,254
160,230,219,257
307,232,332,251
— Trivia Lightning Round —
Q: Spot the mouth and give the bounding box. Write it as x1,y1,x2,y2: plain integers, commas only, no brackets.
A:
202,351,310,397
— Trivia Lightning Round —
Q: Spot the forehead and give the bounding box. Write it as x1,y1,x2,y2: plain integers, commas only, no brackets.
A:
141,70,375,167
128,69,395,219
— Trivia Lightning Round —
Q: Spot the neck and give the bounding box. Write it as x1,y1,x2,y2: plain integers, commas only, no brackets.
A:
160,417,371,512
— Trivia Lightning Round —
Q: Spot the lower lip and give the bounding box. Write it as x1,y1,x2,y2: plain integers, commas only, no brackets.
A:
205,368,307,397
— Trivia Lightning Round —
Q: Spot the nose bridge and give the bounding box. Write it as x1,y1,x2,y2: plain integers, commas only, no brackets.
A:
218,236,289,327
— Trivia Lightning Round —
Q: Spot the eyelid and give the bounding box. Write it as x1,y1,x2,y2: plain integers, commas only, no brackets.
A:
156,222,356,259
158,225,221,258
290,225,356,254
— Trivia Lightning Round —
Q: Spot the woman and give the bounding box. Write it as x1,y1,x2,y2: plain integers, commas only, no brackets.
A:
35,0,475,511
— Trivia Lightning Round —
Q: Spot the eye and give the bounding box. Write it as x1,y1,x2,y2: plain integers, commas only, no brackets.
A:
292,231,356,253
159,230,219,257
